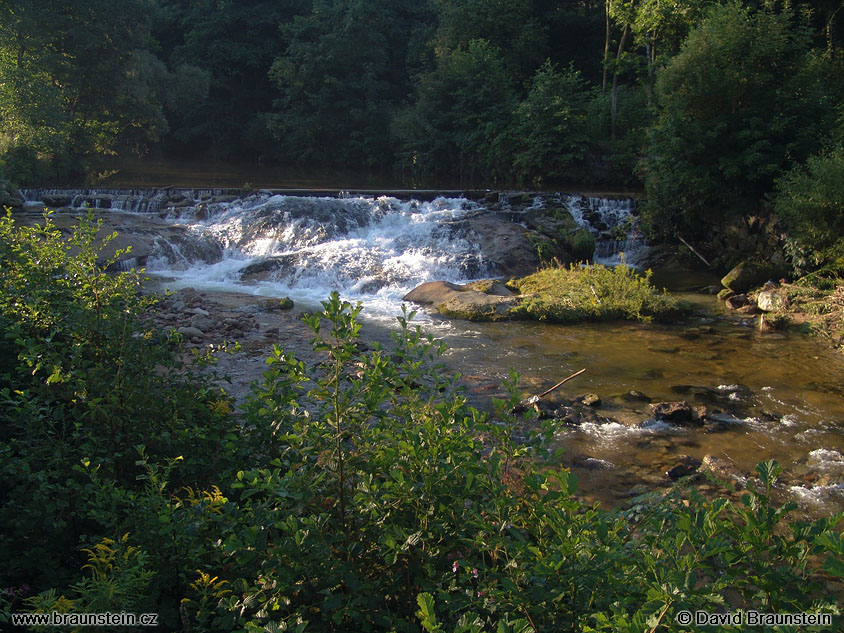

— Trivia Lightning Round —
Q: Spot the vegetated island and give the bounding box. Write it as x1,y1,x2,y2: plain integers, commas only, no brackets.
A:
404,264,688,323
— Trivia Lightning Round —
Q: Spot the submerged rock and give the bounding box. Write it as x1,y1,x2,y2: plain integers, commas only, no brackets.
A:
666,455,702,481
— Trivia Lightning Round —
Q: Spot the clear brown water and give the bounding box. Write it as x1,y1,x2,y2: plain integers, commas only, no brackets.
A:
432,278,844,513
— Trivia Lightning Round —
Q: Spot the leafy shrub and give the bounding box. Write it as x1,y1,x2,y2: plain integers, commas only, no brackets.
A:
563,228,596,262
0,210,242,592
512,262,686,322
773,146,844,275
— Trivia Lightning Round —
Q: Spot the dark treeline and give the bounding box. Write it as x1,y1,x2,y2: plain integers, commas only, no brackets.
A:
1,0,844,266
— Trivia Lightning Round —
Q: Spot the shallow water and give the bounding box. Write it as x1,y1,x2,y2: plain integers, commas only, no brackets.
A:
432,282,844,512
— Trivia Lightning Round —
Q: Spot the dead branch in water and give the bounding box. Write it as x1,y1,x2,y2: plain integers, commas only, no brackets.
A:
535,368,587,399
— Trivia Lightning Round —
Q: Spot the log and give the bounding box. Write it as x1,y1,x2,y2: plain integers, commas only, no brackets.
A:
677,234,711,268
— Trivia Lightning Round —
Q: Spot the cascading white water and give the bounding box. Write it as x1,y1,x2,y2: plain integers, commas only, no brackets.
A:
20,188,648,319
20,188,490,320
563,195,648,266
154,193,489,318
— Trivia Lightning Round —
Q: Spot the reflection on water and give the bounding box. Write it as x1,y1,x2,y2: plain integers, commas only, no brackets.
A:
435,289,844,513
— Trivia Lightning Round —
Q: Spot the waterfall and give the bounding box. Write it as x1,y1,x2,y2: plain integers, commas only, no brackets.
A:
563,195,648,266
21,188,646,318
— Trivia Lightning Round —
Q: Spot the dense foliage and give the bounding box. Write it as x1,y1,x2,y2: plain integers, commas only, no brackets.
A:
2,214,843,632
1,1,841,275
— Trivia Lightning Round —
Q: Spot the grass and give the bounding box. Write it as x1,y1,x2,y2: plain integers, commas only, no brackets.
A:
511,262,687,323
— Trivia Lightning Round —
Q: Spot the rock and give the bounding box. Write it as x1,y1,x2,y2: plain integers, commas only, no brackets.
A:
650,401,697,425
717,288,736,301
666,455,702,482
756,290,785,312
404,279,520,321
177,326,205,340
577,393,601,407
190,314,214,331
725,294,749,310
466,279,515,296
42,194,73,208
720,260,779,294
437,291,519,321
700,454,746,486
403,281,466,305
621,390,651,403
259,297,294,311
734,303,760,315
463,214,542,277
702,285,722,295
532,399,557,419
188,307,210,316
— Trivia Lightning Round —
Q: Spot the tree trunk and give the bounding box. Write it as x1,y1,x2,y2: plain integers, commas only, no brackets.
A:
611,23,629,140
646,40,655,107
602,0,611,95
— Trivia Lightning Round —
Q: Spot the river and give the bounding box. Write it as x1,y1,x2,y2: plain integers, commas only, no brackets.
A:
18,187,844,514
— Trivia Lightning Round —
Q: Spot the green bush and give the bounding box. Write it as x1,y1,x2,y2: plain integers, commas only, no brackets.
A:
512,262,686,322
773,146,844,275
563,228,596,262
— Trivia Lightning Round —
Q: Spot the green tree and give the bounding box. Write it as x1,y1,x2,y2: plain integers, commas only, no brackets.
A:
0,0,203,182
510,61,591,185
153,0,307,161
268,0,433,171
640,2,832,241
392,39,517,184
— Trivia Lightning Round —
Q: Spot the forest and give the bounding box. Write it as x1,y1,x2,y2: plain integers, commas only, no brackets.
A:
1,0,843,266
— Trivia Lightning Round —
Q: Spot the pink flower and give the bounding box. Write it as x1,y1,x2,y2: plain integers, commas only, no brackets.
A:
472,568,478,578
452,561,459,573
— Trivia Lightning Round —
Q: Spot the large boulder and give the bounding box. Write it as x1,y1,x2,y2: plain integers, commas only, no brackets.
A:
650,401,698,425
464,214,541,277
404,279,519,321
720,260,780,294
402,281,467,305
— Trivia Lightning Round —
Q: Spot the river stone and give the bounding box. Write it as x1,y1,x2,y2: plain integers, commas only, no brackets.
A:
404,279,519,321
177,326,205,340
756,290,785,312
190,314,214,331
720,260,777,293
578,393,601,407
259,297,294,311
437,292,519,321
650,401,697,425
666,455,702,481
621,390,651,403
463,214,541,277
717,288,735,301
700,454,747,486
725,294,749,310
403,281,466,304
